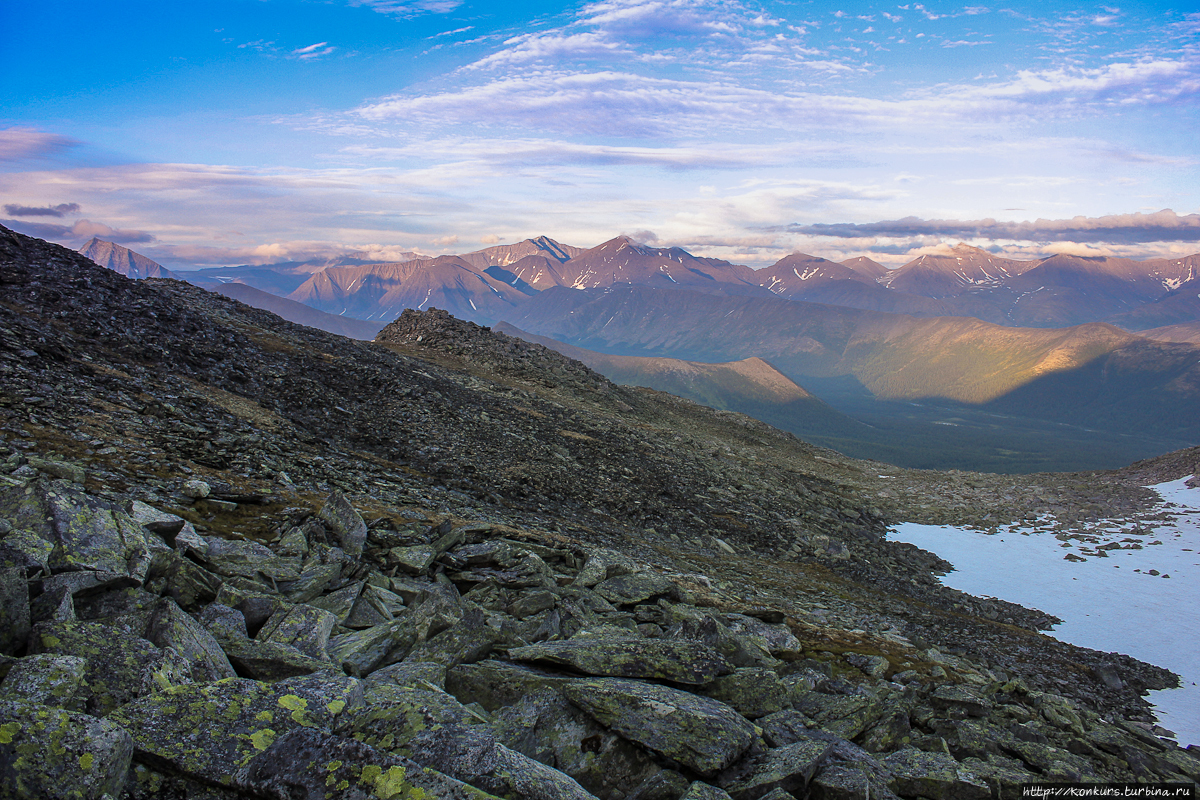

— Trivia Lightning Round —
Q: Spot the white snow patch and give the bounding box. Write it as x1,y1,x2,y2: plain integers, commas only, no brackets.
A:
888,477,1200,746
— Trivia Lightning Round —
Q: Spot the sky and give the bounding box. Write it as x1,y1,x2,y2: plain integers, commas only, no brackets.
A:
2,0,1199,269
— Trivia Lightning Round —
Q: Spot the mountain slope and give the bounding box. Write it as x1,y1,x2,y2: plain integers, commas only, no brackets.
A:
554,235,771,296
508,285,1200,442
288,255,525,323
456,235,583,269
495,322,876,443
78,237,178,280
213,282,386,340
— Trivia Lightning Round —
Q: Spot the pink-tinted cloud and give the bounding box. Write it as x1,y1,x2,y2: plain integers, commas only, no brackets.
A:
0,128,81,162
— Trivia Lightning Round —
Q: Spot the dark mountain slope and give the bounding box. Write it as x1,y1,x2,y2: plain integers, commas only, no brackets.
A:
213,282,385,340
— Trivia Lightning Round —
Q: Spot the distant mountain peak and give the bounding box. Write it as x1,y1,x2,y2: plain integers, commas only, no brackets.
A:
78,238,176,280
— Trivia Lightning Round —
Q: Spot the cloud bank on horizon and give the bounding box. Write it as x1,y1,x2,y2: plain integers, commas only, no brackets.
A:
1,0,1198,268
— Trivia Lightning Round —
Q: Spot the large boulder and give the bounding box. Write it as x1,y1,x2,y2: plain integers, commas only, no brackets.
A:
563,677,757,776
510,634,733,685
317,492,367,559
106,673,362,787
882,748,991,800
241,726,503,799
0,480,151,581
29,620,193,716
0,653,88,710
0,698,133,799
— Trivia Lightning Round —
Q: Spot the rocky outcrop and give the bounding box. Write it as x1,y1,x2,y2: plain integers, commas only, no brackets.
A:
0,474,1196,799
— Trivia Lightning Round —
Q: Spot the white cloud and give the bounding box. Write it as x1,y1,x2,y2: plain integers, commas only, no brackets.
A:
347,0,462,17
0,128,81,162
292,42,336,60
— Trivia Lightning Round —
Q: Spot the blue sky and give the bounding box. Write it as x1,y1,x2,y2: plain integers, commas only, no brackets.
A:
2,0,1198,268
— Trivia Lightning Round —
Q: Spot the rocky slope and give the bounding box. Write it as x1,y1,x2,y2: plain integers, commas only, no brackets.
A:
1,224,1198,797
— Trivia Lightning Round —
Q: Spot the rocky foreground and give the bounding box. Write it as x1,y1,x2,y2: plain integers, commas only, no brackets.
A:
1,223,1199,797
2,472,1199,799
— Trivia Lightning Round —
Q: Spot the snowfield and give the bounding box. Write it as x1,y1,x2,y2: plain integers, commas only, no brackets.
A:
888,477,1200,747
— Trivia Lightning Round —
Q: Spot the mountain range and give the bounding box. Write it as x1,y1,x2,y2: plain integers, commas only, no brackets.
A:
76,233,1200,470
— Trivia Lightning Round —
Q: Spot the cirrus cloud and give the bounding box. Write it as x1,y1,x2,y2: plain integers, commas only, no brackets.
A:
786,209,1200,244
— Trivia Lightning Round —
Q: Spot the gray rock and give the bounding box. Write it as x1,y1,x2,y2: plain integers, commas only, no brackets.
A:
0,698,133,799
29,619,193,716
219,635,339,680
563,676,756,776
242,726,503,799
257,602,337,661
26,456,85,484
107,672,362,787
511,634,734,685
681,782,737,800
571,548,640,588
317,492,367,559
28,584,75,625
0,653,88,709
594,571,679,605
0,479,151,581
492,687,663,799
328,616,420,676
142,595,237,682
719,739,836,800
0,566,30,655
181,479,210,499
793,692,885,740
882,748,990,800
0,528,54,574
703,668,789,719
307,579,362,625
407,723,600,800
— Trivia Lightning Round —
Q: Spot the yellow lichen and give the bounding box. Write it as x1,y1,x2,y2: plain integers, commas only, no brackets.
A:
79,752,94,771
0,721,20,744
327,699,346,715
249,728,277,751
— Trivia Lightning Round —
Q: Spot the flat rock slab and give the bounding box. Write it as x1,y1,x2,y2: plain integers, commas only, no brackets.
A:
882,748,990,800
0,698,133,800
563,677,756,776
107,673,362,787
509,635,733,685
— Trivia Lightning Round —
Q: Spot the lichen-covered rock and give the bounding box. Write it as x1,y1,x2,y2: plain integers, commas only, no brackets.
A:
336,682,483,754
106,673,362,786
958,756,1042,796
793,692,885,740
28,584,75,626
445,540,558,588
142,596,237,682
308,580,362,625
491,688,664,799
930,684,994,718
719,739,836,800
722,614,802,658
219,636,340,681
202,537,301,583
29,620,193,716
0,698,133,799
123,762,247,800
703,668,789,719
510,634,733,685
145,549,223,611
681,782,736,800
386,544,438,576
0,566,30,656
345,583,404,629
257,602,337,661
447,660,577,711
571,548,639,588
405,723,599,800
593,571,679,605
241,726,502,799
882,748,991,800
563,676,756,776
317,492,367,559
0,479,151,581
0,528,54,575
328,616,419,677
0,653,88,710
661,604,775,669
367,660,448,692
